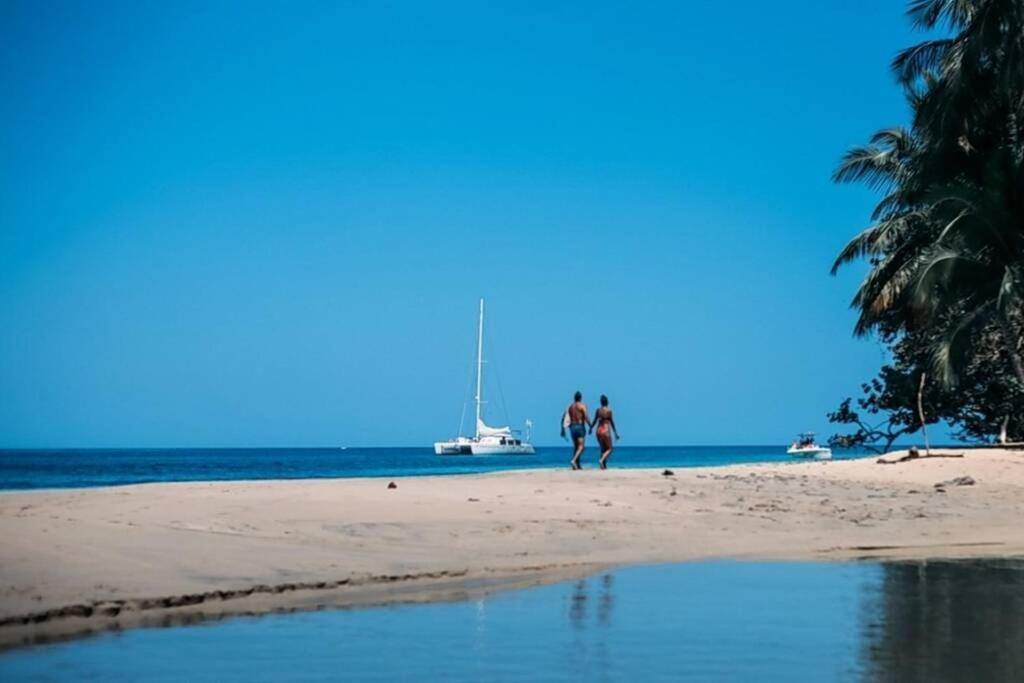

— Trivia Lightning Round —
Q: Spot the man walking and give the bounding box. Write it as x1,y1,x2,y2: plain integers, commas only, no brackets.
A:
561,391,590,470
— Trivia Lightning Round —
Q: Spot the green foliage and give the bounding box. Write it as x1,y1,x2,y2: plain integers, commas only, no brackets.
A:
830,0,1024,445
829,327,1024,448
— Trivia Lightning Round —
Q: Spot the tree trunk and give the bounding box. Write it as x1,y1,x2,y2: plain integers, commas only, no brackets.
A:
997,317,1023,443
918,372,930,456
1007,345,1024,386
999,317,1024,387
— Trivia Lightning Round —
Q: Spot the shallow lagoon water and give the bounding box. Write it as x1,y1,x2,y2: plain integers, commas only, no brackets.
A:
3,559,1022,682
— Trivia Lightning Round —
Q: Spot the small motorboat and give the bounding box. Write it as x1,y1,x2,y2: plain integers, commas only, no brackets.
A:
787,432,832,460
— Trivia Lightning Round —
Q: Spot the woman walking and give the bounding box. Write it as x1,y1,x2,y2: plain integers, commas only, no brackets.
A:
590,395,619,470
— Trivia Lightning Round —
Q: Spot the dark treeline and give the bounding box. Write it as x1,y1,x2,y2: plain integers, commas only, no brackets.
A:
830,0,1024,449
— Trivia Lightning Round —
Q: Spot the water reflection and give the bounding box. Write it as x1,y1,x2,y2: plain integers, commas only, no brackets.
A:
861,559,1024,682
567,574,616,631
569,580,587,629
2,560,1023,681
598,574,614,626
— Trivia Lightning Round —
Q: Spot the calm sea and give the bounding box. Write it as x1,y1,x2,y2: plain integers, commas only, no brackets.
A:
1,558,1021,681
0,446,867,491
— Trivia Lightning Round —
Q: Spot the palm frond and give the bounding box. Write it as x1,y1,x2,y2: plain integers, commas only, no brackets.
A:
910,246,986,313
868,127,915,150
933,207,972,245
931,298,995,386
833,145,901,190
996,265,1023,313
870,192,904,221
906,0,976,31
850,238,935,335
892,39,955,85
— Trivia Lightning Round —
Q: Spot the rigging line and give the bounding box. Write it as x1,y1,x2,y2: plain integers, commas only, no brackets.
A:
456,319,477,437
488,317,513,429
494,359,512,428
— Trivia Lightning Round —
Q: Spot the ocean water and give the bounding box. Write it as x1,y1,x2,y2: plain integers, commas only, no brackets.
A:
1,558,1022,682
0,446,866,491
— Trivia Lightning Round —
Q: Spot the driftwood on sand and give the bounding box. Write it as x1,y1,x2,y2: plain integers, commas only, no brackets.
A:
877,447,964,465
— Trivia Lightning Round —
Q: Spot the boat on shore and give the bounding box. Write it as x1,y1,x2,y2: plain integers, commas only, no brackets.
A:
787,432,832,460
434,299,535,456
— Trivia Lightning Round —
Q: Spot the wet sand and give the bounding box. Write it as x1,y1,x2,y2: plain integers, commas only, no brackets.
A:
2,447,1022,648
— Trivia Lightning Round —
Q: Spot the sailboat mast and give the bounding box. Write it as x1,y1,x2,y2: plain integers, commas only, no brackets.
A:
474,298,484,439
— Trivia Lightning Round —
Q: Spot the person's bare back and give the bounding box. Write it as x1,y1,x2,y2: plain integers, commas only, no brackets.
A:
568,401,588,424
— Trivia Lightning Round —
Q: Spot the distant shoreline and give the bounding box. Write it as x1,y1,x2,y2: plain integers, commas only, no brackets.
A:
1,448,1022,650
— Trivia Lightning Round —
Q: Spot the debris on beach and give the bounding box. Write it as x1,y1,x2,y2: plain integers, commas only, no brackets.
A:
934,476,976,488
662,469,674,477
387,482,397,490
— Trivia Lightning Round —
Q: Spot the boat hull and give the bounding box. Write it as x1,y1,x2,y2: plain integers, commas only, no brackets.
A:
787,447,832,460
434,442,472,455
469,443,535,455
434,441,535,456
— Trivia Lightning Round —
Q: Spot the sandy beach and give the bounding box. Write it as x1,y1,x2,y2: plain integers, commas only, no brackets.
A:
2,448,1023,648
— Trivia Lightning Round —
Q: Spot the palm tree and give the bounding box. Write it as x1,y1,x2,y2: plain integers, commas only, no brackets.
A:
909,149,1024,386
831,0,1024,389
894,0,1024,162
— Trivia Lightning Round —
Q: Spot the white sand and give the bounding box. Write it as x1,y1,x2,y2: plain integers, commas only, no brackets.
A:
1,447,1022,647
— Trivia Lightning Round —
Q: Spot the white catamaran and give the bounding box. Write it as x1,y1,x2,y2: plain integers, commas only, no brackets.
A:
434,299,535,456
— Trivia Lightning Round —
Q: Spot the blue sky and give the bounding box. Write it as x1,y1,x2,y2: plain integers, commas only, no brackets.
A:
1,1,925,447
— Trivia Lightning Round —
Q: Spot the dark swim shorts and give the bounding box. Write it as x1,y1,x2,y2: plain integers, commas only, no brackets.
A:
569,423,587,440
